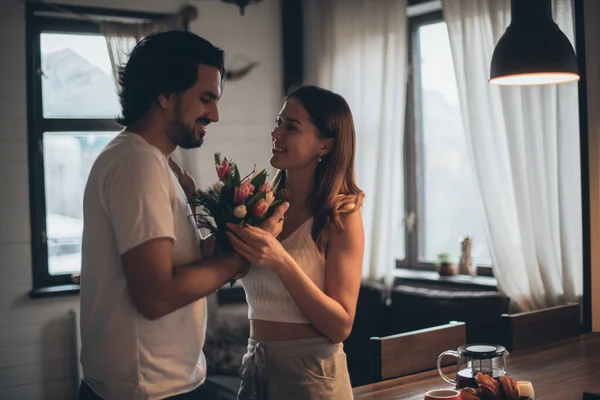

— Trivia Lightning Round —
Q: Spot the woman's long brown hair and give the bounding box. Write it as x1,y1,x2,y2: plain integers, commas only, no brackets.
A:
272,85,364,254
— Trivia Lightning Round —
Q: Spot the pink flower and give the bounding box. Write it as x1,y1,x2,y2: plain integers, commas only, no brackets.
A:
260,183,270,193
234,180,255,204
252,198,269,218
215,159,231,181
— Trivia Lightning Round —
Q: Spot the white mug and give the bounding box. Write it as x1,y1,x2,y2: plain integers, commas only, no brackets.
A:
518,381,535,399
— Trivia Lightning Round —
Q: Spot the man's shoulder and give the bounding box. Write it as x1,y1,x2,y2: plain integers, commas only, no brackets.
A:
95,136,168,176
87,142,170,202
103,133,164,162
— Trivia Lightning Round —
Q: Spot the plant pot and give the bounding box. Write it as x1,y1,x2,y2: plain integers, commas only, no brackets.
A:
436,262,457,276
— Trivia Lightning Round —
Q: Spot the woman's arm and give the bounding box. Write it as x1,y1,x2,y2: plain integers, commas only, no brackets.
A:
277,210,364,342
226,210,364,343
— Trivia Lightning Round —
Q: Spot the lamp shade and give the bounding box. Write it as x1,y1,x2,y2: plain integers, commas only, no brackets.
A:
489,0,579,85
220,0,263,15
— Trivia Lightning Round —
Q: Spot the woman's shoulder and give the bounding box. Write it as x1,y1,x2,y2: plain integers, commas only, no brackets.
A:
327,195,364,236
325,202,364,257
334,192,364,214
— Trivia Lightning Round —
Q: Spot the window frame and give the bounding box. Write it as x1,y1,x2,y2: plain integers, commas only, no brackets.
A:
398,9,493,276
26,4,169,294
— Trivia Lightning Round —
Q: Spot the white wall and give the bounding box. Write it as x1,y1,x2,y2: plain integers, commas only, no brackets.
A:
182,1,283,185
0,0,282,398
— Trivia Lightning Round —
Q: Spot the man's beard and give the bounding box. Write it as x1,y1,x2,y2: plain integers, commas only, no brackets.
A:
170,116,203,149
167,98,207,149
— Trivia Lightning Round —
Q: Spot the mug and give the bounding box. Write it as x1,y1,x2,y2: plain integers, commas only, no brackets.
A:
518,381,535,399
424,389,462,400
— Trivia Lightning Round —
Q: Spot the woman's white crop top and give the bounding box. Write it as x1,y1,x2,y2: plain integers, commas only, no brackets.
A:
240,217,325,323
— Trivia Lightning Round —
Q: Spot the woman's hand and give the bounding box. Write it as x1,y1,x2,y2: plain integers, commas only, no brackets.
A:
257,202,289,238
225,223,290,270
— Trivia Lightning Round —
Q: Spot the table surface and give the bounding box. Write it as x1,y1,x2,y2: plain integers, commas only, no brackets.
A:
353,333,600,400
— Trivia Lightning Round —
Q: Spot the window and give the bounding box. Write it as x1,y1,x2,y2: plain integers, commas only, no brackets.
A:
399,10,492,273
27,5,167,293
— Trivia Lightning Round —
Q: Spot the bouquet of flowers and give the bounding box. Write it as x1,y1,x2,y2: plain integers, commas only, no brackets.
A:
189,152,286,252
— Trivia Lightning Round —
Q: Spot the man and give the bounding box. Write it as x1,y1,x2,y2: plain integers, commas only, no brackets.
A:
78,30,288,400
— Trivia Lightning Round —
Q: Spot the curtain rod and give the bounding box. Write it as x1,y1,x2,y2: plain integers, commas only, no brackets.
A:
407,0,442,17
27,0,198,25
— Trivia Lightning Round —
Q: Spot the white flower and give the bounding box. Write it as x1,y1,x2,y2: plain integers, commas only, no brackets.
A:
212,181,224,194
264,191,275,206
233,205,247,218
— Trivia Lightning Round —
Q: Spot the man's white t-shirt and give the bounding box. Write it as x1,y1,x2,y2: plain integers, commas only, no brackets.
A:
79,131,206,400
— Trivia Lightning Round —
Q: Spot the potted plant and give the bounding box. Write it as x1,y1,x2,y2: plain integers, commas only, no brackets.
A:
436,252,457,276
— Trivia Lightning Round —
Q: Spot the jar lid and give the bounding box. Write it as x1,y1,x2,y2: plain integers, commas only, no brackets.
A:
457,344,506,359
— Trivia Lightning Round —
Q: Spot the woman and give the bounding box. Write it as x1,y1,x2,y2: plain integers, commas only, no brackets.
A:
226,85,364,399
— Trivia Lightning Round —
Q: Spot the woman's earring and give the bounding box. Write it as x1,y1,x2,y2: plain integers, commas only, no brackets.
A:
318,154,322,162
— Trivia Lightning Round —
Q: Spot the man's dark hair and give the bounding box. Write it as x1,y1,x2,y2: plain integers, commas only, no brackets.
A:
117,30,225,126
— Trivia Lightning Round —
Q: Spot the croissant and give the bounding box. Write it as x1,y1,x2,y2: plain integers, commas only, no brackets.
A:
460,373,523,400
498,376,520,400
476,373,502,400
460,387,482,400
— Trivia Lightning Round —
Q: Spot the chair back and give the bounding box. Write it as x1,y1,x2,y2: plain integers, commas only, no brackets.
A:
500,303,581,351
370,322,466,382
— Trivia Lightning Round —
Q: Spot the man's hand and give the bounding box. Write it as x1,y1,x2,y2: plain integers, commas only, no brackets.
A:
258,202,290,237
169,157,196,198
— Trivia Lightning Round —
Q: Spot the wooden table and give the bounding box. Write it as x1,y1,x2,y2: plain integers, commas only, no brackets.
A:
353,333,600,399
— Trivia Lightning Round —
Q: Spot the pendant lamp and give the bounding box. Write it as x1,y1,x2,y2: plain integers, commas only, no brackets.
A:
489,0,579,85
220,0,263,15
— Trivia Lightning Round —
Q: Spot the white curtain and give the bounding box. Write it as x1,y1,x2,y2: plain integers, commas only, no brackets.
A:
304,0,408,285
99,13,188,88
442,0,582,311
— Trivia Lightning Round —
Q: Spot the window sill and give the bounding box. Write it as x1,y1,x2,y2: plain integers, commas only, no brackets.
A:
393,268,498,291
29,284,80,298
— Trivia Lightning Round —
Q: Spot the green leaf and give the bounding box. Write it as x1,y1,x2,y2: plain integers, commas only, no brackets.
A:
214,152,221,166
221,176,235,205
245,191,265,210
250,169,267,190
240,169,255,182
225,173,234,189
233,164,241,186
